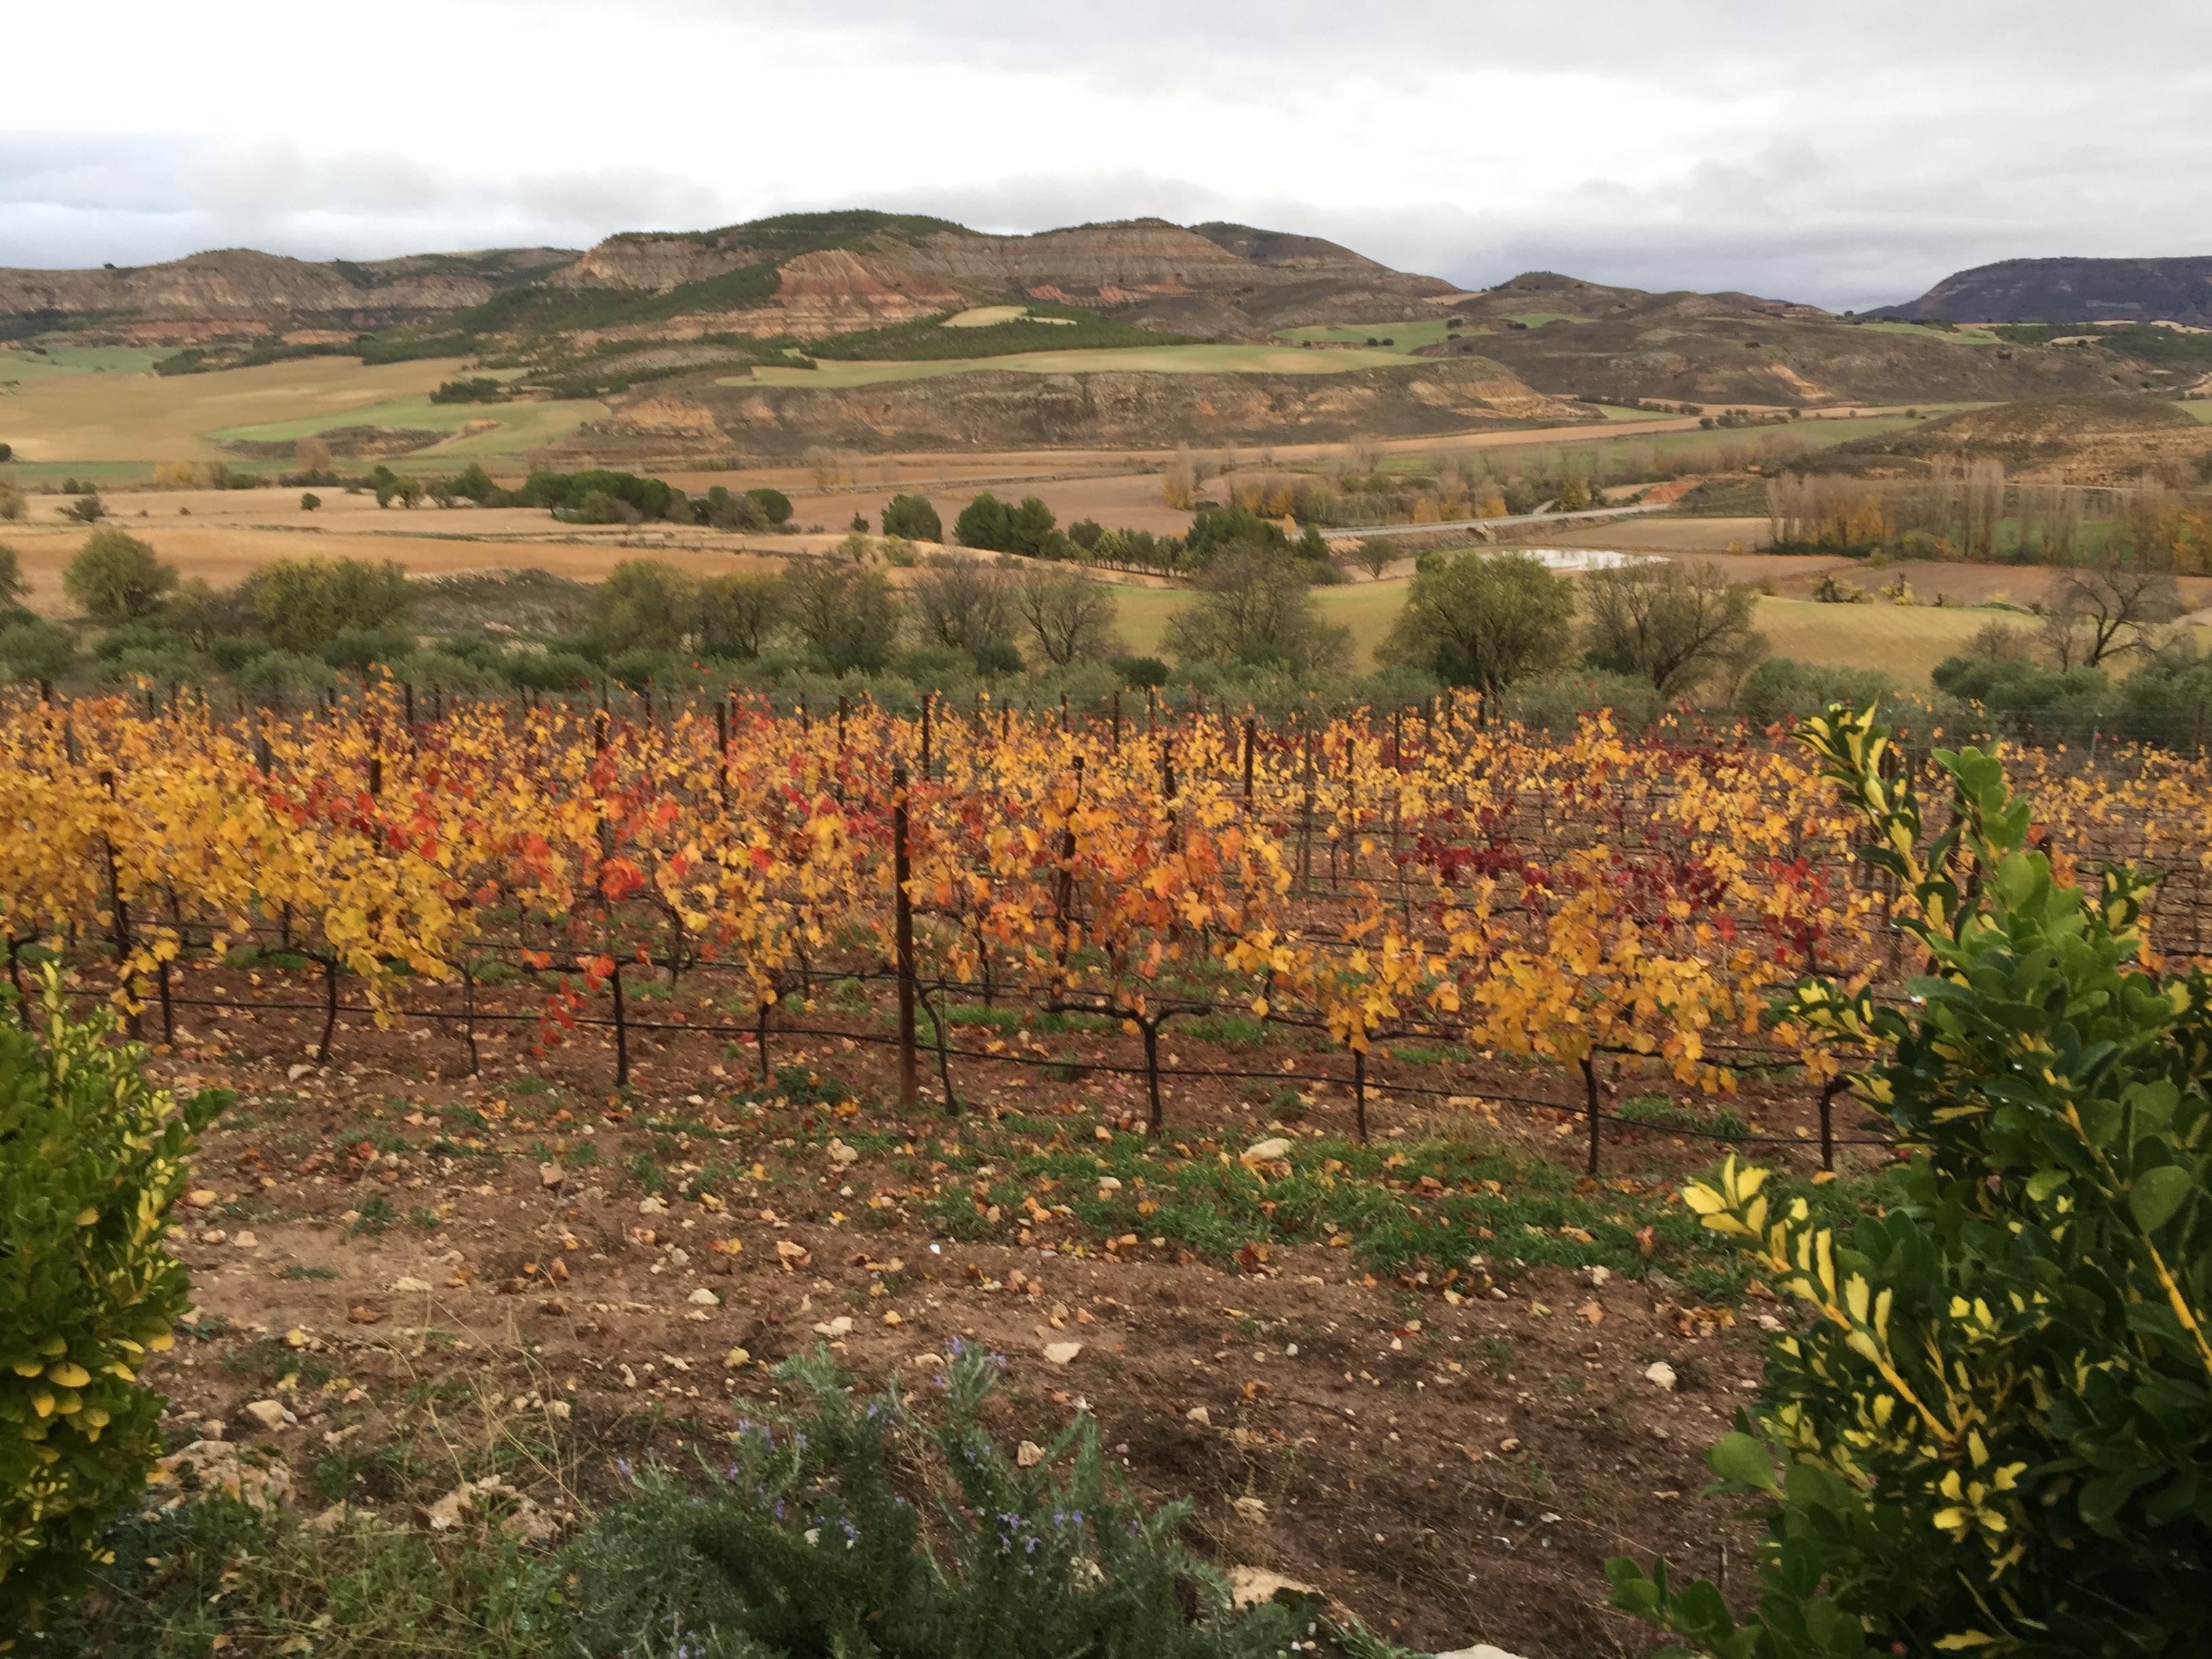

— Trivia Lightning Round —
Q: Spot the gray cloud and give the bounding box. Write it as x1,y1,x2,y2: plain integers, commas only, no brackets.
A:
5,2,2211,309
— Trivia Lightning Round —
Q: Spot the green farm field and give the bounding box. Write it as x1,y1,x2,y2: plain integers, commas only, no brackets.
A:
210,390,604,457
731,341,1428,389
1277,319,1458,350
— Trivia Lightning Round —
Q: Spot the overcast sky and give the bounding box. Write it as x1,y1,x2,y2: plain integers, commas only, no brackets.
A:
7,0,2209,311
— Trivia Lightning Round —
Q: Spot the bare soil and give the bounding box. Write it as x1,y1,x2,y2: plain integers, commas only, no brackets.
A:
140,968,1811,1658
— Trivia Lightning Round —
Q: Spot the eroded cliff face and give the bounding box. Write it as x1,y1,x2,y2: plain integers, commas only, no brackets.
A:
540,237,747,291
548,356,1580,461
0,247,575,338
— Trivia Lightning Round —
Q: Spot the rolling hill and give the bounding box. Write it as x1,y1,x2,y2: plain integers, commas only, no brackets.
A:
1415,271,2123,406
1826,392,2212,481
1875,255,2212,325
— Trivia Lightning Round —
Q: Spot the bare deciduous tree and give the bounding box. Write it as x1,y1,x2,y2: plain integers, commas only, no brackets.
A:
1581,558,1766,697
2039,554,2182,668
1160,549,1349,674
909,556,1017,654
1014,566,1122,667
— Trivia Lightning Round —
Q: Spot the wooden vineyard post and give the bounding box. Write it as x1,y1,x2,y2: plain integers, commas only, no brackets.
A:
1242,716,1255,809
1342,734,1356,882
1161,738,1179,851
1581,1055,1603,1176
892,763,919,1110
96,769,140,1040
610,961,629,1090
1111,691,1122,752
714,699,730,805
316,956,339,1064
1818,1077,1842,1173
1352,1047,1368,1145
459,964,480,1075
1298,729,1316,885
1053,754,1084,975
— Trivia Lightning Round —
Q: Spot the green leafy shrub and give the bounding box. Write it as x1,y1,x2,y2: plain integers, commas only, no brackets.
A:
1734,657,1893,729
1,976,226,1629
563,1344,1349,1658
881,493,943,542
1608,703,2212,1657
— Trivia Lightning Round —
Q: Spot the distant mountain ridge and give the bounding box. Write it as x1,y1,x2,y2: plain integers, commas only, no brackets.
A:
1875,255,2212,325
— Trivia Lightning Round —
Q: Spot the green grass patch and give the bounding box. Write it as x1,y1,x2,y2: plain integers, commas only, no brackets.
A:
1849,321,2005,346
207,391,602,455
908,1110,1868,1301
808,303,1197,361
1277,319,1457,350
0,343,166,384
726,341,1428,390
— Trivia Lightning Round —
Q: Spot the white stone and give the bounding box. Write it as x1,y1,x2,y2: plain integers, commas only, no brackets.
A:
1644,1361,1678,1391
1240,1137,1292,1165
1042,1341,1082,1366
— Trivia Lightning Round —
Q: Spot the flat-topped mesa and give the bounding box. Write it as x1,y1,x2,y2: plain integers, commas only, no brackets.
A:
0,247,575,340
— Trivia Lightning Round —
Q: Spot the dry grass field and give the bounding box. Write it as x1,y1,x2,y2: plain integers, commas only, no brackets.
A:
0,356,478,463
0,352,600,469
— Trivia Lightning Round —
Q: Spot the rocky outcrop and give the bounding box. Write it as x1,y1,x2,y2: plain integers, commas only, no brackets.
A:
0,246,575,339
769,249,965,334
548,357,1580,461
541,235,744,291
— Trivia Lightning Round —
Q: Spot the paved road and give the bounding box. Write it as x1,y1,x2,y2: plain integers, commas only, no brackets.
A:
1319,501,1673,541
